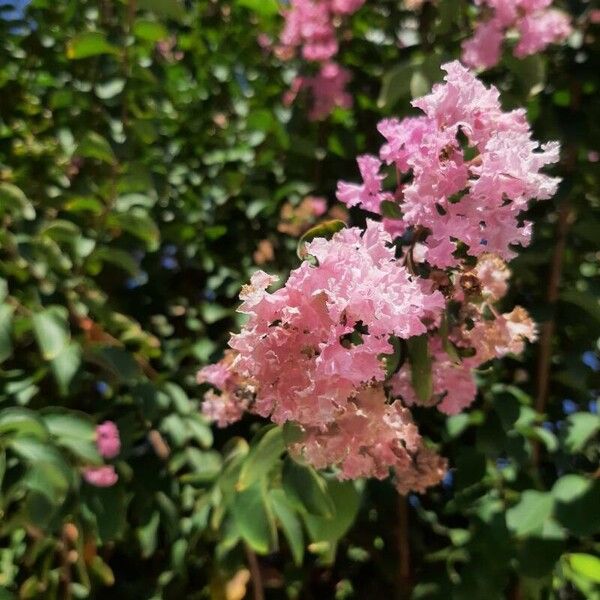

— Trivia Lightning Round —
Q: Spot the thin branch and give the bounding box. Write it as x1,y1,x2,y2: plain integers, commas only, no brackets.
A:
396,495,412,600
534,197,572,415
244,544,265,600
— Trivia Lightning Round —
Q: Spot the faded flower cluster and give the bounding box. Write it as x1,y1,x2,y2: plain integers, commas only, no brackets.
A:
278,0,365,119
462,0,571,69
199,62,558,494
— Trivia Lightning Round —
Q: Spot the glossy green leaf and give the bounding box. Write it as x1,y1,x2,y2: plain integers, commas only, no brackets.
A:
282,457,335,517
67,32,118,59
506,491,554,537
238,425,285,490
0,407,49,440
231,482,277,554
32,307,69,361
106,210,160,251
407,334,433,404
269,488,304,566
0,303,14,363
0,183,35,220
569,553,600,583
303,479,361,563
238,0,279,16
76,132,116,164
42,409,100,464
133,20,169,42
84,346,142,382
564,412,600,453
297,220,346,259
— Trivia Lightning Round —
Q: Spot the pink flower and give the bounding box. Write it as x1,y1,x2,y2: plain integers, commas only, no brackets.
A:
299,62,353,121
83,466,118,487
228,220,443,426
291,385,447,494
198,350,254,428
337,155,393,213
461,20,504,69
340,61,560,266
461,0,571,69
95,421,120,459
309,196,328,216
473,254,511,301
515,9,572,58
277,0,364,119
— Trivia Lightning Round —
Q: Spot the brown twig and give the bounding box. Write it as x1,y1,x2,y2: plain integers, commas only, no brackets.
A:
244,544,265,600
396,495,412,600
534,198,572,415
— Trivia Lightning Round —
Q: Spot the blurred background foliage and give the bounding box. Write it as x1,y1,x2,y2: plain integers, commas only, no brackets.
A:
0,0,598,599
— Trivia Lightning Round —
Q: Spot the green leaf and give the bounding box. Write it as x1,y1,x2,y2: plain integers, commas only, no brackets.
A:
446,413,470,439
0,183,36,220
378,62,413,110
553,477,600,536
381,336,406,379
89,247,140,276
84,346,142,382
89,556,115,586
0,407,49,440
137,510,160,558
67,32,118,59
232,482,278,554
297,220,346,259
50,342,82,396
410,69,430,99
82,485,127,543
238,0,280,16
407,334,433,404
380,200,403,220
282,457,335,517
137,0,185,18
32,307,70,361
506,491,554,537
42,409,100,464
564,412,600,453
106,210,160,251
552,474,592,502
133,20,169,41
94,78,126,100
303,479,361,561
269,488,304,566
9,437,72,503
560,289,600,324
0,303,14,363
439,311,461,364
76,132,116,164
569,554,600,584
238,425,285,490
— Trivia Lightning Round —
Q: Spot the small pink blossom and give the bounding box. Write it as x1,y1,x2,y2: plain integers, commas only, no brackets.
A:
83,466,118,487
461,0,571,69
95,421,120,459
297,62,353,121
337,155,393,213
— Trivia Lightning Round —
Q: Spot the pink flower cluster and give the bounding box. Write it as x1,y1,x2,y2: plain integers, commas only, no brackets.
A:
337,61,561,268
462,0,571,69
199,63,557,494
278,0,364,120
83,420,121,488
392,257,537,416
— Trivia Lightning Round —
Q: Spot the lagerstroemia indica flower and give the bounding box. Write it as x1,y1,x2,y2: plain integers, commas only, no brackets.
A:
95,420,121,459
461,0,571,69
83,465,118,487
199,61,558,494
277,0,365,119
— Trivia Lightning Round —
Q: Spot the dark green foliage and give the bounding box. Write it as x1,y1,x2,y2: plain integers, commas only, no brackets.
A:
0,0,598,598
